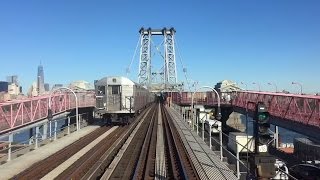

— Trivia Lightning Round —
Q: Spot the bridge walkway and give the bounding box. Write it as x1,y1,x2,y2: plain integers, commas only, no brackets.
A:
166,106,237,180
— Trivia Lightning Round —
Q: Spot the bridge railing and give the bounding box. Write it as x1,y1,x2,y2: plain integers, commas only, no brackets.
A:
170,91,232,105
171,90,320,130
0,91,95,134
231,91,320,128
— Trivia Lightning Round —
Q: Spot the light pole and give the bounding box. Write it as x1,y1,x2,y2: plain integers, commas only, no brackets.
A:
240,82,248,91
191,86,221,131
267,82,278,93
252,82,261,91
292,82,302,94
49,87,79,134
191,86,223,160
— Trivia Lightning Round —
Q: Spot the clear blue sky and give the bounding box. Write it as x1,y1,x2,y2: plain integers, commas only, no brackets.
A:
0,0,319,94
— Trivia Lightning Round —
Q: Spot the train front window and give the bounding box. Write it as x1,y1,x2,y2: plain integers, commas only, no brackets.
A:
98,86,105,95
112,86,120,94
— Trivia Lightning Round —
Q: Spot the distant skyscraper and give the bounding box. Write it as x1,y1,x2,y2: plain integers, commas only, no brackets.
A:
52,84,63,90
37,62,45,94
44,83,50,91
6,75,18,85
0,81,9,92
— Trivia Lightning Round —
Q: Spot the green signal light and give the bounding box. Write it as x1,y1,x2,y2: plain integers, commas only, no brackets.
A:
258,112,269,124
258,114,267,120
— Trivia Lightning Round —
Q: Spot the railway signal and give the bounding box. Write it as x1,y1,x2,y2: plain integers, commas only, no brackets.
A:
250,102,276,179
254,102,272,153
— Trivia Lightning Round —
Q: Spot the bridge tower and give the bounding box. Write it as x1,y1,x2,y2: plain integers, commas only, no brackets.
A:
138,28,177,91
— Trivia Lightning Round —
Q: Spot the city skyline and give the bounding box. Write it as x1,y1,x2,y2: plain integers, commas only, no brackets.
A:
0,1,319,94
0,63,317,95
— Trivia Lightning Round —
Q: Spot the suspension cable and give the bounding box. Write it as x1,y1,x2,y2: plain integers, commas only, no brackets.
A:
126,35,141,77
175,39,191,91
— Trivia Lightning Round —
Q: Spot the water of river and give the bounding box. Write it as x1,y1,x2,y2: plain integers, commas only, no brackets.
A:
240,114,306,144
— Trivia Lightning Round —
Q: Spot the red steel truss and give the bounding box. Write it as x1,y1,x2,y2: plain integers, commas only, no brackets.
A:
232,91,320,128
2,90,319,135
170,91,231,105
171,91,320,129
0,91,95,134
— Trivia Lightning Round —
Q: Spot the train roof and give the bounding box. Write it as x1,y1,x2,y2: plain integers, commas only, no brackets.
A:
95,76,135,86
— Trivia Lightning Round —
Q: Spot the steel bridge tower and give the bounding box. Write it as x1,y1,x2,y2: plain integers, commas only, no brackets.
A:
138,28,177,91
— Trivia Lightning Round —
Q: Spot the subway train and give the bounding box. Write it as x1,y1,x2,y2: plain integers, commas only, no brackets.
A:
293,138,320,162
94,76,154,125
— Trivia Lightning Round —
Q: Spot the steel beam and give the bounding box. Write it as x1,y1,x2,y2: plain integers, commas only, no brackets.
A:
164,28,177,86
138,27,177,89
138,29,151,85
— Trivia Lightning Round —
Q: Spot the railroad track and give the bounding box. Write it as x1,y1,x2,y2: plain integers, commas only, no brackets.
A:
13,103,201,180
104,103,199,180
56,126,126,179
161,104,199,180
13,126,111,180
12,103,153,179
132,103,158,179
105,104,157,179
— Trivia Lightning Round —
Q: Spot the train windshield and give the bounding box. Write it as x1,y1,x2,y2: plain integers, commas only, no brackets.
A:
111,86,120,95
98,86,105,95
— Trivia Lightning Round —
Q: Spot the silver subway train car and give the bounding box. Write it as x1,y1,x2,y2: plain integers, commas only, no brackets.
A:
94,76,154,124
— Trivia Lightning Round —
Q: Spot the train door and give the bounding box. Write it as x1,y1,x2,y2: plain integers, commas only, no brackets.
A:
96,86,106,109
124,96,133,113
107,85,121,111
